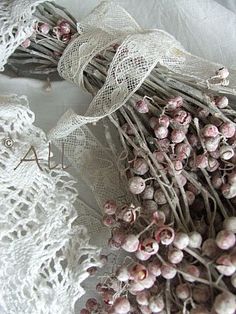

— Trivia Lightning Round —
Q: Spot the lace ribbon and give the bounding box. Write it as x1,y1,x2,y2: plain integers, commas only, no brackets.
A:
55,1,236,131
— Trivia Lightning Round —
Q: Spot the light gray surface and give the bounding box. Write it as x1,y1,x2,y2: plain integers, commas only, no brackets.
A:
0,0,236,312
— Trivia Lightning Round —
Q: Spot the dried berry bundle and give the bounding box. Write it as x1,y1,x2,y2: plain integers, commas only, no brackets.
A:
79,68,236,313
6,2,77,77
5,2,236,314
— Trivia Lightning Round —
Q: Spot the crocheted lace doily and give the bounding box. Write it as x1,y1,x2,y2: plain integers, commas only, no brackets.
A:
0,94,102,314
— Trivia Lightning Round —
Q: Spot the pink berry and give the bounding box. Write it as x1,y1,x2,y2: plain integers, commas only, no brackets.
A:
204,136,220,152
174,232,189,249
213,292,236,314
159,115,170,128
220,122,235,138
209,149,220,159
142,200,158,212
202,124,219,138
117,266,130,282
176,283,190,300
103,200,117,215
141,185,154,200
192,284,210,303
129,177,146,194
155,226,175,245
171,129,185,143
103,290,114,305
139,305,151,314
154,125,169,139
169,160,183,175
188,231,202,248
215,230,236,250
112,229,126,244
140,238,159,255
122,234,139,252
161,264,177,279
130,264,148,282
61,33,71,42
120,205,137,223
223,216,236,233
113,297,131,314
159,204,171,220
140,274,156,289
21,38,31,48
136,291,150,306
154,189,167,205
38,23,50,34
202,238,221,258
207,157,219,172
133,158,149,175
147,261,162,277
173,110,192,125
129,282,145,295
228,172,236,185
175,143,191,160
58,20,71,34
215,96,229,109
149,117,159,129
216,255,236,276
135,99,149,113
212,173,223,189
221,183,236,199
86,298,98,311
168,247,184,264
152,151,165,163
103,214,116,227
195,154,208,169
135,250,151,261
166,96,183,110
186,182,200,196
152,211,166,225
182,264,200,282
149,296,165,313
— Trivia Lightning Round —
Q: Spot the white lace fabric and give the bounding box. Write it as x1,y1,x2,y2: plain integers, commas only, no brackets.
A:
0,0,53,71
0,95,102,314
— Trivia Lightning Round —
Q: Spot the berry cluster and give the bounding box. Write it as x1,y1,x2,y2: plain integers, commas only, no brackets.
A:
82,88,236,313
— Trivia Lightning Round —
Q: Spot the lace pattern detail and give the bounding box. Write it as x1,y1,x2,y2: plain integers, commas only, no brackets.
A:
0,0,51,71
0,95,102,314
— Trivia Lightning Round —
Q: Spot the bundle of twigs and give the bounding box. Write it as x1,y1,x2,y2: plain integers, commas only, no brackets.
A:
6,2,236,314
